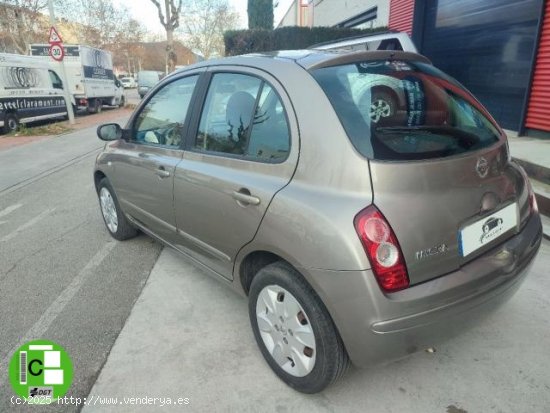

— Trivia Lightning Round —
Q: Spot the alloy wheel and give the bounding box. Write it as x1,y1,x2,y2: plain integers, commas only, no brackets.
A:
370,98,392,123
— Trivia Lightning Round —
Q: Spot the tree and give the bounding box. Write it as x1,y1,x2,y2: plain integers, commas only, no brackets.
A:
150,0,182,73
247,0,273,30
0,1,49,54
55,0,146,48
178,0,240,59
53,0,148,75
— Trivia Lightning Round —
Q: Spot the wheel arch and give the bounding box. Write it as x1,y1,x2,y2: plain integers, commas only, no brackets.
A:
239,248,353,371
94,170,107,192
370,84,404,107
238,250,289,296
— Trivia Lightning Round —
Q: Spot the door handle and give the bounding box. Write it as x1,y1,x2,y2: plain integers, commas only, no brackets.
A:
232,189,260,206
155,166,171,178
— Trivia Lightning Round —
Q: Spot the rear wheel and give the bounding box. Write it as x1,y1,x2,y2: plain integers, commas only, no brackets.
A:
3,113,19,134
97,178,138,241
249,262,349,393
88,99,102,114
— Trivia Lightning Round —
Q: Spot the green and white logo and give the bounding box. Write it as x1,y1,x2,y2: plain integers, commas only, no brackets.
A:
9,340,73,403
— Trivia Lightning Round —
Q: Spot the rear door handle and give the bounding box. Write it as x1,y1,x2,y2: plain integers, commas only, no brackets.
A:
155,166,171,178
232,189,260,206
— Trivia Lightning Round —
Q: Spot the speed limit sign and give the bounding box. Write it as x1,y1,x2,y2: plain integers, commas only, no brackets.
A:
50,44,64,62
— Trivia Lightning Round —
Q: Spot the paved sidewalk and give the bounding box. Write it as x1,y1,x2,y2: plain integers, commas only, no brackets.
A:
84,244,550,413
0,107,132,152
507,132,550,237
508,134,550,171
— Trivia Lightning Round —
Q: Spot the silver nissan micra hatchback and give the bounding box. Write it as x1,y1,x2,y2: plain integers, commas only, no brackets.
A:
94,50,543,393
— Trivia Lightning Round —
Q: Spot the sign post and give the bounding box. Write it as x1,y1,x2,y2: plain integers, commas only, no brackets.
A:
47,0,74,125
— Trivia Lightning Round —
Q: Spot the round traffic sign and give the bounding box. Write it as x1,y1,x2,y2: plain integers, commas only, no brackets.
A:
49,44,64,62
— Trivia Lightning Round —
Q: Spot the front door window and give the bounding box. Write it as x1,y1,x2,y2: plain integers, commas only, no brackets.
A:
134,75,198,147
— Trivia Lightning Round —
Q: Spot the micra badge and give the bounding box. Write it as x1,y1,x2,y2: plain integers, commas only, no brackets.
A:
476,157,489,178
415,243,449,261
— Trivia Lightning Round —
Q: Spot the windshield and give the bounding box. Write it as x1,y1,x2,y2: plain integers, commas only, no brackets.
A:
311,60,501,161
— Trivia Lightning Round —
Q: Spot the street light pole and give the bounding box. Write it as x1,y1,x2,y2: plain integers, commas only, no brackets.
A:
47,0,75,125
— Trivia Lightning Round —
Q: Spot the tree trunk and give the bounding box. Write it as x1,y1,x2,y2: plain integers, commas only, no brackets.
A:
166,28,176,73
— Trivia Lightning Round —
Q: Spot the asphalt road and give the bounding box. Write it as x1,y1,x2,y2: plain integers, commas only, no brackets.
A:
0,114,162,412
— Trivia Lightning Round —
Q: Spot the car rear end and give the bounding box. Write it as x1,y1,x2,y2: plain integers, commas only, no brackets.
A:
137,71,160,98
306,52,543,367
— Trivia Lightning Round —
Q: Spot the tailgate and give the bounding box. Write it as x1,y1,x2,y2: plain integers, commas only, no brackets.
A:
370,143,530,285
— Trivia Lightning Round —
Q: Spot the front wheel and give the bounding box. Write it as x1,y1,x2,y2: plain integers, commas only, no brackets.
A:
97,178,138,241
249,262,349,393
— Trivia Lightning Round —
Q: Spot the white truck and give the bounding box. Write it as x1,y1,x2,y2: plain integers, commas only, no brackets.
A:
30,44,125,113
0,52,68,133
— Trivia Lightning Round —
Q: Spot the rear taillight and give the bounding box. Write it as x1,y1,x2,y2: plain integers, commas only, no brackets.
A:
354,206,409,292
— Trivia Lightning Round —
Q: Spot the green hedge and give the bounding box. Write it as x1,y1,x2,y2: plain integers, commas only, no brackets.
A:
224,26,389,56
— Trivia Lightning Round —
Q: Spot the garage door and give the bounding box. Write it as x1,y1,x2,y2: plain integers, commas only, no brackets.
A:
389,0,415,36
526,1,550,132
418,0,541,130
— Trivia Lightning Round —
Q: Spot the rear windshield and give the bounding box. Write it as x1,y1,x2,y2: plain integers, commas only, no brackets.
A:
311,60,501,160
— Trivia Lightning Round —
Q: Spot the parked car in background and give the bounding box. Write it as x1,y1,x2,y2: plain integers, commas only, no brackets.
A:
137,70,161,98
310,31,418,53
93,49,542,393
120,77,136,88
0,52,68,133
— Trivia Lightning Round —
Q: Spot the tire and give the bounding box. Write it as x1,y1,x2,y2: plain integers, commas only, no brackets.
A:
249,261,349,393
3,112,19,134
97,178,138,241
368,90,396,123
88,99,102,114
119,96,125,108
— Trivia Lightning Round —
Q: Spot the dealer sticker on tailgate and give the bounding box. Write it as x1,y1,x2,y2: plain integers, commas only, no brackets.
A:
459,203,518,257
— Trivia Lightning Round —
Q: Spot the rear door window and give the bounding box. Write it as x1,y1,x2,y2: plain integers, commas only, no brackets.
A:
194,72,290,162
312,60,501,160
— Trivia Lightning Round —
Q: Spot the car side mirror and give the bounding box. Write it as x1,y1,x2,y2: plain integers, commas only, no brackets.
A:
97,123,122,141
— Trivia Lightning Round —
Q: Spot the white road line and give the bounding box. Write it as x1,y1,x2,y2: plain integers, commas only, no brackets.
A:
0,241,116,386
0,204,22,219
0,208,55,243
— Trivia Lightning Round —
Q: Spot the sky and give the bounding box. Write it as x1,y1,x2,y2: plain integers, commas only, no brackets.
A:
113,0,294,35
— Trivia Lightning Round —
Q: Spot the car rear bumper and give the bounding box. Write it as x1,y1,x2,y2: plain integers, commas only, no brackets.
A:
302,211,542,367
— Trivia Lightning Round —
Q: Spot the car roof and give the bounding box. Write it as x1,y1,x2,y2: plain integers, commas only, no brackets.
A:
174,49,431,75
